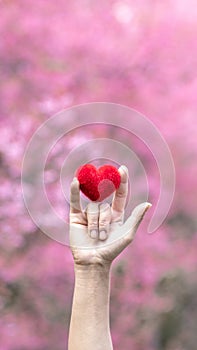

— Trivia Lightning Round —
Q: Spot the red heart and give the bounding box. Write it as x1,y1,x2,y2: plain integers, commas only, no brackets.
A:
75,164,121,201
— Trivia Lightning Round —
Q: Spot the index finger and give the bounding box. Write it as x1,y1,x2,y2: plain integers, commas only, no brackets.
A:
111,165,128,214
70,177,83,214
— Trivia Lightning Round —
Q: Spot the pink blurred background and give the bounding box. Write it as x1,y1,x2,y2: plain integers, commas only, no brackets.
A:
0,1,197,349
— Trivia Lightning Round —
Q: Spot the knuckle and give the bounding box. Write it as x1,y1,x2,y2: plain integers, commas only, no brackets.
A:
87,209,99,216
117,190,126,198
70,200,79,208
99,218,108,226
88,220,98,228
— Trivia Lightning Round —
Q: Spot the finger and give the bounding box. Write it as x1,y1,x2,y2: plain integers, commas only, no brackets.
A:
86,202,99,239
122,202,152,245
99,203,111,241
111,165,128,219
70,177,83,214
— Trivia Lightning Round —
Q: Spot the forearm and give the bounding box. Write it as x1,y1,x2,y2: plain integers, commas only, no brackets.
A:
68,263,113,350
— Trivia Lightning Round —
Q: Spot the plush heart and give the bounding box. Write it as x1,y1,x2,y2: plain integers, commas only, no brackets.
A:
75,164,121,201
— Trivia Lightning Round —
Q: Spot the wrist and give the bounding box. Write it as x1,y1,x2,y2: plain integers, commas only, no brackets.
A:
73,255,112,271
74,262,111,285
74,261,111,273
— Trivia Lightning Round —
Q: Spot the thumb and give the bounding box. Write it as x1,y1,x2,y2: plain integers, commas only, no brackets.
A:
122,202,152,244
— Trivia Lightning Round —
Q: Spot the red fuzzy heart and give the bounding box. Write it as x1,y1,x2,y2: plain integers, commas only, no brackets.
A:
75,164,121,201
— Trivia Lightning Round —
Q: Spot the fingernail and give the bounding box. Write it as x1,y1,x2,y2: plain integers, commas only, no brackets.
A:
146,202,152,208
90,229,97,238
119,165,128,174
140,203,152,219
99,230,107,240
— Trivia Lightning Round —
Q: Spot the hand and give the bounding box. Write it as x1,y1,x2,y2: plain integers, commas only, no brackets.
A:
69,165,151,267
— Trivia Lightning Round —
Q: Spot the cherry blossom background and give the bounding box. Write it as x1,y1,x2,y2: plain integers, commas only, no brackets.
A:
0,1,197,349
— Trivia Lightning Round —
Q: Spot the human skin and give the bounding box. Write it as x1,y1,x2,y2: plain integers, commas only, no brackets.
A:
68,165,151,350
